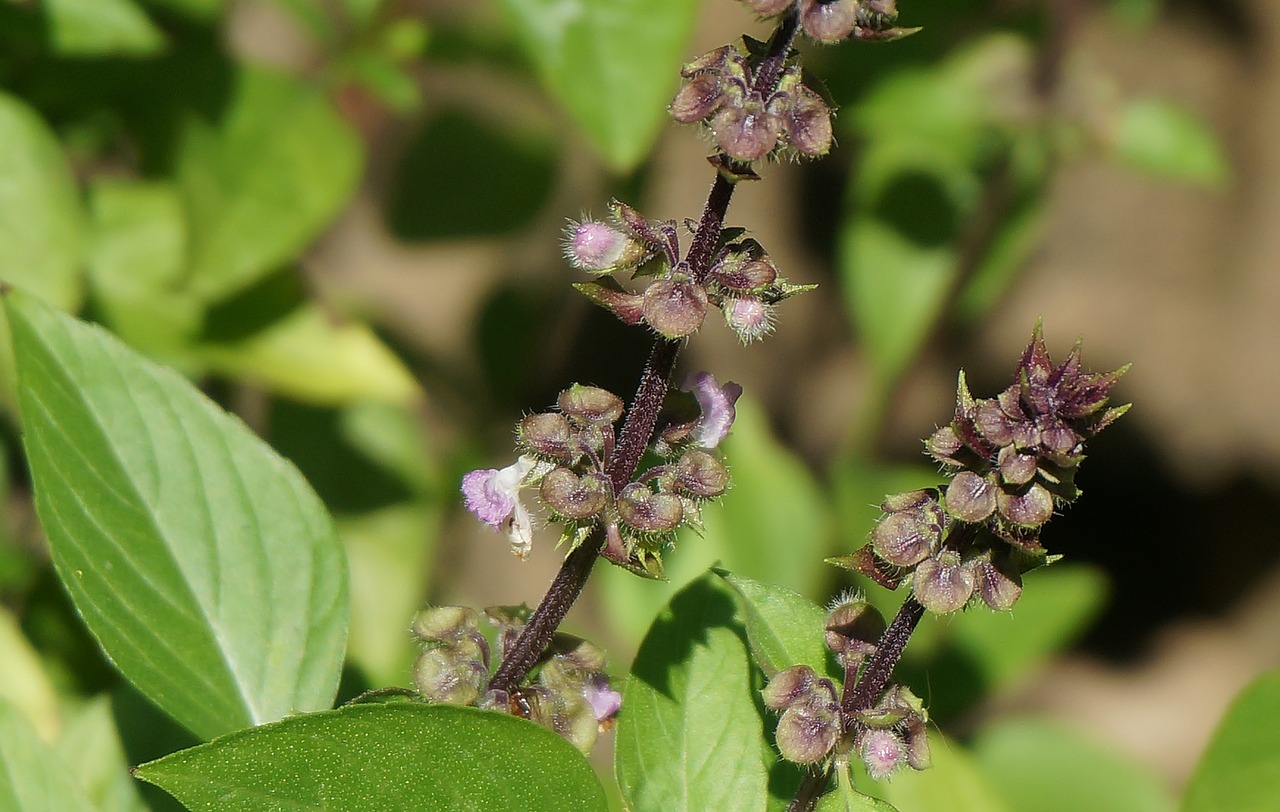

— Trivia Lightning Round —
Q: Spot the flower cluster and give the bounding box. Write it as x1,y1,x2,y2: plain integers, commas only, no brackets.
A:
832,325,1129,613
742,0,920,44
763,593,929,779
671,42,833,162
411,605,622,754
567,201,814,343
461,375,741,577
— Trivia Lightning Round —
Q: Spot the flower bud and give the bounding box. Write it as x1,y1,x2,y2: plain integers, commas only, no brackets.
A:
972,552,1022,611
996,444,1038,486
782,89,833,157
904,715,931,770
925,425,966,467
712,102,781,161
944,471,997,523
744,0,794,14
996,481,1055,528
723,296,774,343
912,550,975,614
411,605,480,644
483,604,529,659
673,448,730,498
711,257,777,292
564,220,644,273
824,596,885,666
762,664,816,711
776,704,841,765
643,276,709,339
671,73,724,123
974,398,1015,447
413,648,486,706
870,503,941,567
617,483,684,533
558,384,624,426
800,0,858,42
859,729,907,780
540,468,609,520
516,412,574,461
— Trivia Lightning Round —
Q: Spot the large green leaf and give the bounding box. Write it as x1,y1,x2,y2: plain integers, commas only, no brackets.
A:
43,0,165,56
494,0,701,172
0,93,84,311
972,717,1175,812
178,67,361,302
6,291,348,740
0,698,97,812
134,703,608,811
716,568,840,682
1182,668,1280,812
616,572,780,812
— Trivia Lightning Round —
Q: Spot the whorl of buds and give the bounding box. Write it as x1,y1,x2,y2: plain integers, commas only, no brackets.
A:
763,665,842,765
831,325,1127,614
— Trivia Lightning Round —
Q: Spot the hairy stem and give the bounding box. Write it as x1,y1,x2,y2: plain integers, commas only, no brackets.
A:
487,9,801,695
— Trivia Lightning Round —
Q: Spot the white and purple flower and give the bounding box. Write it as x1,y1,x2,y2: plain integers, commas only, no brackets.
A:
688,371,743,449
461,455,540,558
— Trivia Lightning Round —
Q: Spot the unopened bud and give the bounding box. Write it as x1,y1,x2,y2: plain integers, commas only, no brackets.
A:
860,729,907,780
744,0,794,15
413,649,486,706
997,444,1038,486
617,483,684,532
800,0,858,42
762,664,816,710
944,471,997,523
558,384,624,426
643,277,709,339
516,412,574,461
925,425,965,467
870,499,942,567
776,704,840,765
824,596,885,665
782,89,833,157
996,481,1054,528
913,550,975,614
723,296,774,343
712,258,777,292
411,605,479,644
972,552,1022,611
540,468,609,520
671,73,724,123
712,102,781,161
974,399,1015,447
673,448,730,498
565,220,638,273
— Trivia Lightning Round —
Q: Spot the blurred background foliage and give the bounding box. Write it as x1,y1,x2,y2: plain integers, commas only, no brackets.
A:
0,0,1276,809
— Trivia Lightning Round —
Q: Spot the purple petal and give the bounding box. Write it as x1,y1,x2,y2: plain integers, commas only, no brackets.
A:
584,674,622,723
461,469,514,528
688,372,743,449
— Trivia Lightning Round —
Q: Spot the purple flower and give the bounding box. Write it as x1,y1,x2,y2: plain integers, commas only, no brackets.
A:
565,220,629,272
687,372,743,449
583,673,622,724
461,455,538,558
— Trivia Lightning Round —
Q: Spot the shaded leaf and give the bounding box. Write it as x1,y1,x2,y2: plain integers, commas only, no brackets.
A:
44,0,165,56
7,292,348,740
135,703,608,811
972,717,1175,812
55,696,150,812
494,0,701,171
0,698,96,812
1110,98,1229,188
0,607,61,742
1182,668,1280,812
178,67,361,302
616,572,779,812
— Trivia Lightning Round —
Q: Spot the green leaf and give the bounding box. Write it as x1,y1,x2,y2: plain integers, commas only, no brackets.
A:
86,179,202,360
0,698,97,812
0,92,85,311
1110,98,1230,188
972,717,1175,812
195,303,421,407
178,67,361,302
494,0,701,172
6,291,348,740
43,0,165,56
134,703,608,811
55,696,150,812
616,572,779,812
1182,668,1280,812
879,731,1011,812
715,568,840,682
817,763,900,812
0,607,61,743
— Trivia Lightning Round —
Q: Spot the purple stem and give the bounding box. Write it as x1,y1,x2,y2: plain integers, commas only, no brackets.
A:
487,9,801,696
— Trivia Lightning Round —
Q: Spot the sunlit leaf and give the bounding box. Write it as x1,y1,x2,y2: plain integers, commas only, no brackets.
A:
716,568,840,681
1182,668,1280,812
7,292,348,740
43,0,165,55
0,607,61,742
135,703,608,811
494,0,701,171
